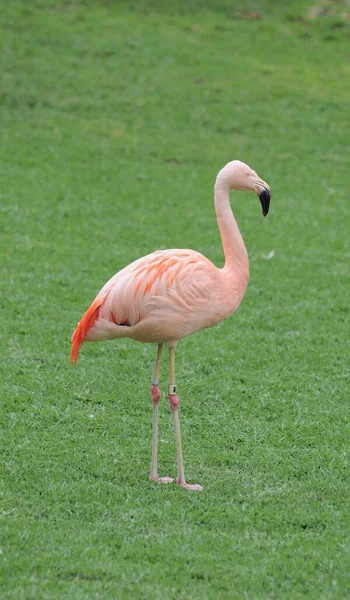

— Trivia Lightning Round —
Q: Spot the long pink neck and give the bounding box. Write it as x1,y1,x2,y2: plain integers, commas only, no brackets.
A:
214,180,249,278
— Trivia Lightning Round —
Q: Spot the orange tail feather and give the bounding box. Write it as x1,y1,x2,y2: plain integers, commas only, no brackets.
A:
70,296,104,363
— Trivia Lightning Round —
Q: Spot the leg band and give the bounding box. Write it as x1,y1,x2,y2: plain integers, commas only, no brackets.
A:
151,384,161,404
168,393,179,410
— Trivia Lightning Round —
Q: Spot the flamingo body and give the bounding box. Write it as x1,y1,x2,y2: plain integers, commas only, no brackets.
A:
71,248,248,361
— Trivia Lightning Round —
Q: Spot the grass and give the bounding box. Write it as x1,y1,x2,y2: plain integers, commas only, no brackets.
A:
1,0,349,598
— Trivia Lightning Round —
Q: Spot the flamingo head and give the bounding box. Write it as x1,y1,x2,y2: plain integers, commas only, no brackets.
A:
216,160,271,216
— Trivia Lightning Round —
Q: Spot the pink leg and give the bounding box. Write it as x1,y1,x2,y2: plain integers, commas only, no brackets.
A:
168,347,203,491
149,344,173,484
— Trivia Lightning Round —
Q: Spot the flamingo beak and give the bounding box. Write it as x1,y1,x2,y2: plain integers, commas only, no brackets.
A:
259,186,271,217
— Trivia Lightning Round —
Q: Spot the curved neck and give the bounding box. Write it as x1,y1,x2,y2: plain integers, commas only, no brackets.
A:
214,181,249,276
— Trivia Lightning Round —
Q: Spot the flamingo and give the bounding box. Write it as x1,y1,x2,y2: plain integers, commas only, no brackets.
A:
70,160,271,491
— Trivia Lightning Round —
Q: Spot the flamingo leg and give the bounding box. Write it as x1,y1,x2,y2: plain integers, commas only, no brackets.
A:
149,343,173,484
168,346,203,491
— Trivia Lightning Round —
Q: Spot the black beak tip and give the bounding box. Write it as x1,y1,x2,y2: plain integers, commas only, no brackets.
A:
259,188,271,217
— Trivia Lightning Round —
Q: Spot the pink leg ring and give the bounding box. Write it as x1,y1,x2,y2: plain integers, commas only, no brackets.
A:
168,394,180,411
151,384,161,405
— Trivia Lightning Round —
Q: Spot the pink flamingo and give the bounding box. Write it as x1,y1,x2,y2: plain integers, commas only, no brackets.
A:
71,160,271,491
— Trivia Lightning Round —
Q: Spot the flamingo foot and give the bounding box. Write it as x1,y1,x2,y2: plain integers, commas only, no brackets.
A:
149,474,174,484
178,480,204,491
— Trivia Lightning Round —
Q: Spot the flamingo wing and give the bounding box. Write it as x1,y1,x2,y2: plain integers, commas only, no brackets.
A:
71,249,221,361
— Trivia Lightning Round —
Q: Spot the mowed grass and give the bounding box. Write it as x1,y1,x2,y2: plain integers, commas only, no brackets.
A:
1,0,349,598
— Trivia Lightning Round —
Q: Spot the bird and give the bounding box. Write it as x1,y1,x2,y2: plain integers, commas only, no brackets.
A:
70,160,271,491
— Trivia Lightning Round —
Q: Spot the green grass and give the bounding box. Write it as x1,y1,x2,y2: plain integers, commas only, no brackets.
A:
1,0,350,598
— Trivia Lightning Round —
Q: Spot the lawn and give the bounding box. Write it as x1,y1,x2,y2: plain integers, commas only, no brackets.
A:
1,0,349,598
